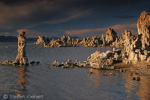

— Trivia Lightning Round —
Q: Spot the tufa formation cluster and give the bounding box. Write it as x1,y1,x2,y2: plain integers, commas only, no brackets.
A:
52,11,150,69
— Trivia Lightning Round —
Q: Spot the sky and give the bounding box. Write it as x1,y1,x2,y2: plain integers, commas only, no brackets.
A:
0,0,150,38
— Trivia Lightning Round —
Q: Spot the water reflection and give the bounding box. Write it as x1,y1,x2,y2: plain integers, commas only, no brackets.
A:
137,76,150,100
88,68,101,87
124,73,138,98
15,66,28,95
124,72,150,100
89,68,150,100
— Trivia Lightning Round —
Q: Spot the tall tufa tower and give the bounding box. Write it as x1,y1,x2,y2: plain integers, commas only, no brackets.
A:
14,31,28,65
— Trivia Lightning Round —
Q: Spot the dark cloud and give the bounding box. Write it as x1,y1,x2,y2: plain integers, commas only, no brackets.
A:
0,0,150,37
0,0,94,29
0,0,36,5
113,15,137,19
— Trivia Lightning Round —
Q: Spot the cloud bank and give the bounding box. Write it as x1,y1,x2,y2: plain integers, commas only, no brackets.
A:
65,23,137,36
0,0,149,37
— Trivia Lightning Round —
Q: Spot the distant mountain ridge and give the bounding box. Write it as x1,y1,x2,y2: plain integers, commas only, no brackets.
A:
0,36,79,42
0,36,18,42
0,36,37,42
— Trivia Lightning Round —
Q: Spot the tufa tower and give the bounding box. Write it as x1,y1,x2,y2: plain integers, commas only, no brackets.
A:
14,31,28,65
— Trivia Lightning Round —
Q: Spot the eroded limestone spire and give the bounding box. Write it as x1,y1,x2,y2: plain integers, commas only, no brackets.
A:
14,31,28,65
137,11,150,50
105,28,117,45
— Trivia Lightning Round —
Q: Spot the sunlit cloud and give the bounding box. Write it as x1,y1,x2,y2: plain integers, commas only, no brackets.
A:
0,32,14,36
65,23,137,36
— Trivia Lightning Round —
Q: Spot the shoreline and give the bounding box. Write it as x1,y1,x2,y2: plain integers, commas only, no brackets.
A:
113,62,150,77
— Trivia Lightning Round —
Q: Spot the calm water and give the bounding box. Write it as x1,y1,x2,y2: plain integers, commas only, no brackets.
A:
0,42,150,100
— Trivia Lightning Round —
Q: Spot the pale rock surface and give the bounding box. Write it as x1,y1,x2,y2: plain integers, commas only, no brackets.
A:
105,28,117,44
14,31,28,65
137,11,150,50
87,50,121,69
34,36,45,45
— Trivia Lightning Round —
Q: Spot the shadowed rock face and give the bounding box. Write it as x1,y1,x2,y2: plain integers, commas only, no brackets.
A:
15,31,28,65
105,28,117,45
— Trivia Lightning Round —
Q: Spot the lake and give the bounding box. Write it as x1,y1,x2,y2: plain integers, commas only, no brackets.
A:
0,42,150,100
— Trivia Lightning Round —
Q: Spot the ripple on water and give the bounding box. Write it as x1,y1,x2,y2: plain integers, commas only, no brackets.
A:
0,42,150,100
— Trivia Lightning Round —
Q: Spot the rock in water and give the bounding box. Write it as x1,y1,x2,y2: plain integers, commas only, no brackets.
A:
34,36,45,45
52,60,61,67
2,60,14,66
14,31,28,65
87,51,116,69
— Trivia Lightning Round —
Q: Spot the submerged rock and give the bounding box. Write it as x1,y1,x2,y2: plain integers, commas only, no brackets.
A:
75,61,90,68
30,61,40,65
52,59,90,68
52,60,74,68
